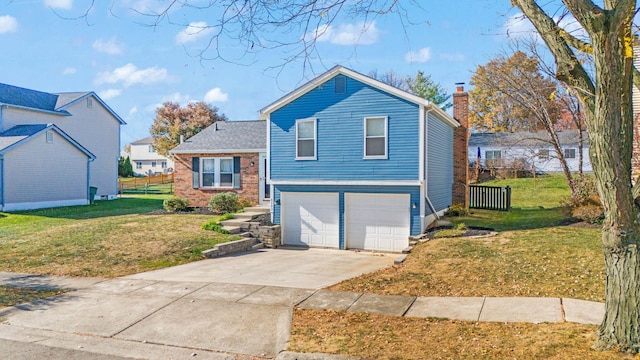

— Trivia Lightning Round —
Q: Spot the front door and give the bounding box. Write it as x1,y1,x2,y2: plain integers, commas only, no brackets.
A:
259,154,270,204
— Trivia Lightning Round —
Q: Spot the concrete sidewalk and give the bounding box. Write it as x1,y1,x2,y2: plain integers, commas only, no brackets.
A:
0,273,605,359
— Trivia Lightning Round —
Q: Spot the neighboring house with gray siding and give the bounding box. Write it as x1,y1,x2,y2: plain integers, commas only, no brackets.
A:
0,124,95,211
129,136,174,176
0,83,124,211
468,130,592,173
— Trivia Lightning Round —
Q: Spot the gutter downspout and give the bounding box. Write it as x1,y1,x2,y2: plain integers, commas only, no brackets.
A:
424,105,440,221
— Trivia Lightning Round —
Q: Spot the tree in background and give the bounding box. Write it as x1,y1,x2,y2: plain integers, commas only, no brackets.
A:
150,102,228,156
407,70,452,111
469,50,586,198
369,69,451,110
469,51,557,133
118,156,133,178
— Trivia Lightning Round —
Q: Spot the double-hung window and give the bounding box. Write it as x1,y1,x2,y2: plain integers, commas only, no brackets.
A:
296,118,316,160
564,148,576,159
201,158,234,188
364,116,387,159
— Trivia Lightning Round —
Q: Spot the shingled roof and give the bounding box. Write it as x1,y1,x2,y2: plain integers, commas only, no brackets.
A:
469,130,589,148
170,120,266,154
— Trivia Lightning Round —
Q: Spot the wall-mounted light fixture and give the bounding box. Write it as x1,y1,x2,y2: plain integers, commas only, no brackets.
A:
250,162,255,166
412,203,417,209
275,199,281,205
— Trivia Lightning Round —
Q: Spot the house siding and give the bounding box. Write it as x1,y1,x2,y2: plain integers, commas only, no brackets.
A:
130,142,174,176
174,152,260,207
269,75,420,181
3,98,120,197
427,112,454,211
469,145,593,173
273,184,421,247
3,131,88,207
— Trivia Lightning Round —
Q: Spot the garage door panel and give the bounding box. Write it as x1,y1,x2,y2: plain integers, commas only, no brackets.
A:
282,192,339,248
346,193,410,252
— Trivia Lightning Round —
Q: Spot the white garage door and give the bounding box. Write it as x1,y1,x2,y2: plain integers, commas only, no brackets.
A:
281,192,339,248
345,193,410,252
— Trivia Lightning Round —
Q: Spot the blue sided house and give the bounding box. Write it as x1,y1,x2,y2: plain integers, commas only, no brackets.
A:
260,66,462,252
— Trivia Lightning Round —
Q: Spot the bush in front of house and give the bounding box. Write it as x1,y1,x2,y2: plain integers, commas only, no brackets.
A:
209,192,241,214
444,203,468,217
201,219,230,234
561,176,603,224
163,197,190,212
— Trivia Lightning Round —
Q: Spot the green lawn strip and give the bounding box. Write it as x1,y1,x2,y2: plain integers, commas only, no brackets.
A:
0,286,66,308
0,196,238,277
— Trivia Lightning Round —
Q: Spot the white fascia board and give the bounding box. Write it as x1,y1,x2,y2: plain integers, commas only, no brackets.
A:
269,179,421,186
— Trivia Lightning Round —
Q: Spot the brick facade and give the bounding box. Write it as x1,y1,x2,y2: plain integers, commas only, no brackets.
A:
452,85,469,207
174,152,261,207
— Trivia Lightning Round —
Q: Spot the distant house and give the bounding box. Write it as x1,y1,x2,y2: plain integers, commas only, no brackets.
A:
261,66,462,252
129,137,174,176
170,121,268,207
0,83,124,211
468,130,592,173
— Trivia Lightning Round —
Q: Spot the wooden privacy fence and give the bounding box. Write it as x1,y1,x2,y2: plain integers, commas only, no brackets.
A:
118,173,174,192
469,185,511,211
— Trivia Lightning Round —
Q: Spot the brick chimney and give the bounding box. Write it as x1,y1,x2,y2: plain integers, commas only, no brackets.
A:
452,83,469,207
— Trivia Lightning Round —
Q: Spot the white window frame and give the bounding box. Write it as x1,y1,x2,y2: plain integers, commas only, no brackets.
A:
295,118,317,160
136,161,142,169
148,145,154,153
363,116,388,159
200,157,234,189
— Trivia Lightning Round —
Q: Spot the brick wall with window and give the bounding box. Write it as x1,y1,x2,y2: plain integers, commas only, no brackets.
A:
173,152,260,207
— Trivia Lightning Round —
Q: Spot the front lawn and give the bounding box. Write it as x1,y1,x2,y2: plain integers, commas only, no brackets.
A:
0,196,237,277
290,174,617,358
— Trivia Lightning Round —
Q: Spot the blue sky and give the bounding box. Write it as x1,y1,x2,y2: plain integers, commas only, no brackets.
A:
0,0,532,146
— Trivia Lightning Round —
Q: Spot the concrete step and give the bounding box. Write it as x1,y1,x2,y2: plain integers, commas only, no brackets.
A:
243,206,270,214
234,211,267,220
222,225,242,234
220,219,248,227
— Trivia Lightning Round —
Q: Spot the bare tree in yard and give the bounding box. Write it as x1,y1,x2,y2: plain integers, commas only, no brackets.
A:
469,50,583,198
150,101,227,156
371,69,452,110
368,69,409,91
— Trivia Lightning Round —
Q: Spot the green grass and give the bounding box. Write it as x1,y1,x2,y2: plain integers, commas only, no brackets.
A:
0,195,237,277
120,183,174,194
0,286,66,308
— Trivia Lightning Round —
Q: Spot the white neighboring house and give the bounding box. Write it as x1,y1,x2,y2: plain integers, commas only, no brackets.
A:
468,130,592,173
0,83,125,211
129,137,174,176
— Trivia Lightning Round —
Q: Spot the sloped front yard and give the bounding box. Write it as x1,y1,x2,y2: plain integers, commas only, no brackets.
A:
289,175,623,359
0,196,237,277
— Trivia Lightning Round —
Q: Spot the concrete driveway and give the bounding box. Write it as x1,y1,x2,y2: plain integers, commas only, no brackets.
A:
124,247,397,289
0,248,395,359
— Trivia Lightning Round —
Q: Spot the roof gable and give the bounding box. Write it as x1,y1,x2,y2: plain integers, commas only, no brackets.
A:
55,92,126,125
259,65,458,128
0,124,95,159
171,120,266,154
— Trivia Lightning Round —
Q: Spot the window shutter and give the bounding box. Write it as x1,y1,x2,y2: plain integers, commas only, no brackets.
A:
233,157,241,189
192,157,200,189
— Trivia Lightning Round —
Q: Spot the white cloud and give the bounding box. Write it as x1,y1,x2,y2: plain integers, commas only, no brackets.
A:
98,88,122,100
204,87,228,103
93,37,124,55
95,63,169,87
129,106,138,115
44,0,73,10
440,53,465,61
503,13,587,42
62,67,77,75
175,21,214,45
311,21,380,45
0,15,18,34
405,47,431,63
